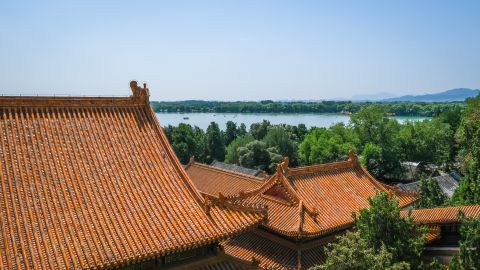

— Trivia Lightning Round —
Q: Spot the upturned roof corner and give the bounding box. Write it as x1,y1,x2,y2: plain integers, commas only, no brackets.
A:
276,156,290,175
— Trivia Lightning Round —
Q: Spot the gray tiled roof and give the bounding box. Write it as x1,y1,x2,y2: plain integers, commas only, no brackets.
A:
210,160,264,177
397,174,460,198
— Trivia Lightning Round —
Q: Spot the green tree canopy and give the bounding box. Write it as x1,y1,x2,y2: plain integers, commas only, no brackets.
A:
350,105,403,180
451,96,480,205
299,123,359,165
225,134,254,164
163,123,207,164
396,119,452,166
434,109,463,166
415,176,447,209
225,121,238,145
263,126,299,166
360,143,384,179
312,231,410,270
250,120,271,140
237,123,248,137
206,122,225,162
355,192,426,266
313,192,442,270
449,212,480,270
237,140,282,173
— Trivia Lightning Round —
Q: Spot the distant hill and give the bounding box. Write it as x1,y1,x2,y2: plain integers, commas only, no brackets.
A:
350,92,397,101
382,88,479,102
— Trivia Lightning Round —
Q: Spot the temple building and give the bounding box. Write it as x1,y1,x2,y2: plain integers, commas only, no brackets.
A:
186,154,480,269
406,205,480,264
0,82,266,270
2,81,480,270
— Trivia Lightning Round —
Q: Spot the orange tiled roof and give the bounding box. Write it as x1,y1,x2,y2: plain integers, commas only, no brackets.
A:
403,205,480,225
185,159,265,197
0,82,265,270
193,257,256,270
222,231,325,270
204,152,418,238
425,226,441,243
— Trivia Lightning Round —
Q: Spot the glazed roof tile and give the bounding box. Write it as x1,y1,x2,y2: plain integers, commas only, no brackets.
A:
0,82,265,270
403,205,480,225
221,231,325,270
194,259,254,270
425,226,441,243
192,153,418,238
222,231,298,270
186,160,265,197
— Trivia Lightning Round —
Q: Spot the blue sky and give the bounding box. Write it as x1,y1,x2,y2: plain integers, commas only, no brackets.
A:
1,1,479,100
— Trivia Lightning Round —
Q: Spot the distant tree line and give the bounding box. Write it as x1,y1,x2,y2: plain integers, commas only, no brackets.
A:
151,100,465,117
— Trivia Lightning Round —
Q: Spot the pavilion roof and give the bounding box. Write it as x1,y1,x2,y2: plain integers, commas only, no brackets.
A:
192,152,418,239
185,159,265,197
0,82,265,270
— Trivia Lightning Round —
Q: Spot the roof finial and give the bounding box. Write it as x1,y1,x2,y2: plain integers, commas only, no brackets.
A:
218,192,225,204
129,80,150,104
185,156,195,169
348,150,358,164
311,207,319,221
283,156,289,169
387,189,395,199
276,156,290,175
204,197,212,214
251,257,260,267
276,163,284,175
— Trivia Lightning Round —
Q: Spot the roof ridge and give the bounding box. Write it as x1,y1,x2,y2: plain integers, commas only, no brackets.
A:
222,157,303,209
146,99,208,208
351,158,420,207
190,160,266,183
0,81,150,108
357,164,420,203
211,159,263,174
204,193,269,219
286,159,356,177
297,200,304,235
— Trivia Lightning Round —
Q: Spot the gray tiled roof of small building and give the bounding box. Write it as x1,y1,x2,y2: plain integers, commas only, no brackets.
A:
434,175,459,197
210,160,263,176
397,174,459,198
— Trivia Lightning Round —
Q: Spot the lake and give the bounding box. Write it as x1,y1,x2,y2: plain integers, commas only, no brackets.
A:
155,112,430,130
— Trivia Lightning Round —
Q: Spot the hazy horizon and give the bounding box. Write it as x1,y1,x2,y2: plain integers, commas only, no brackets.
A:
1,1,479,101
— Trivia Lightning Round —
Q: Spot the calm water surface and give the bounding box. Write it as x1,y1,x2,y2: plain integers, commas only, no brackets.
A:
155,112,429,130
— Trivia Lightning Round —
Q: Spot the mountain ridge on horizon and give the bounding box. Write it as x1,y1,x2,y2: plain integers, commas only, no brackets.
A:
152,88,479,103
381,88,479,102
333,88,479,102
